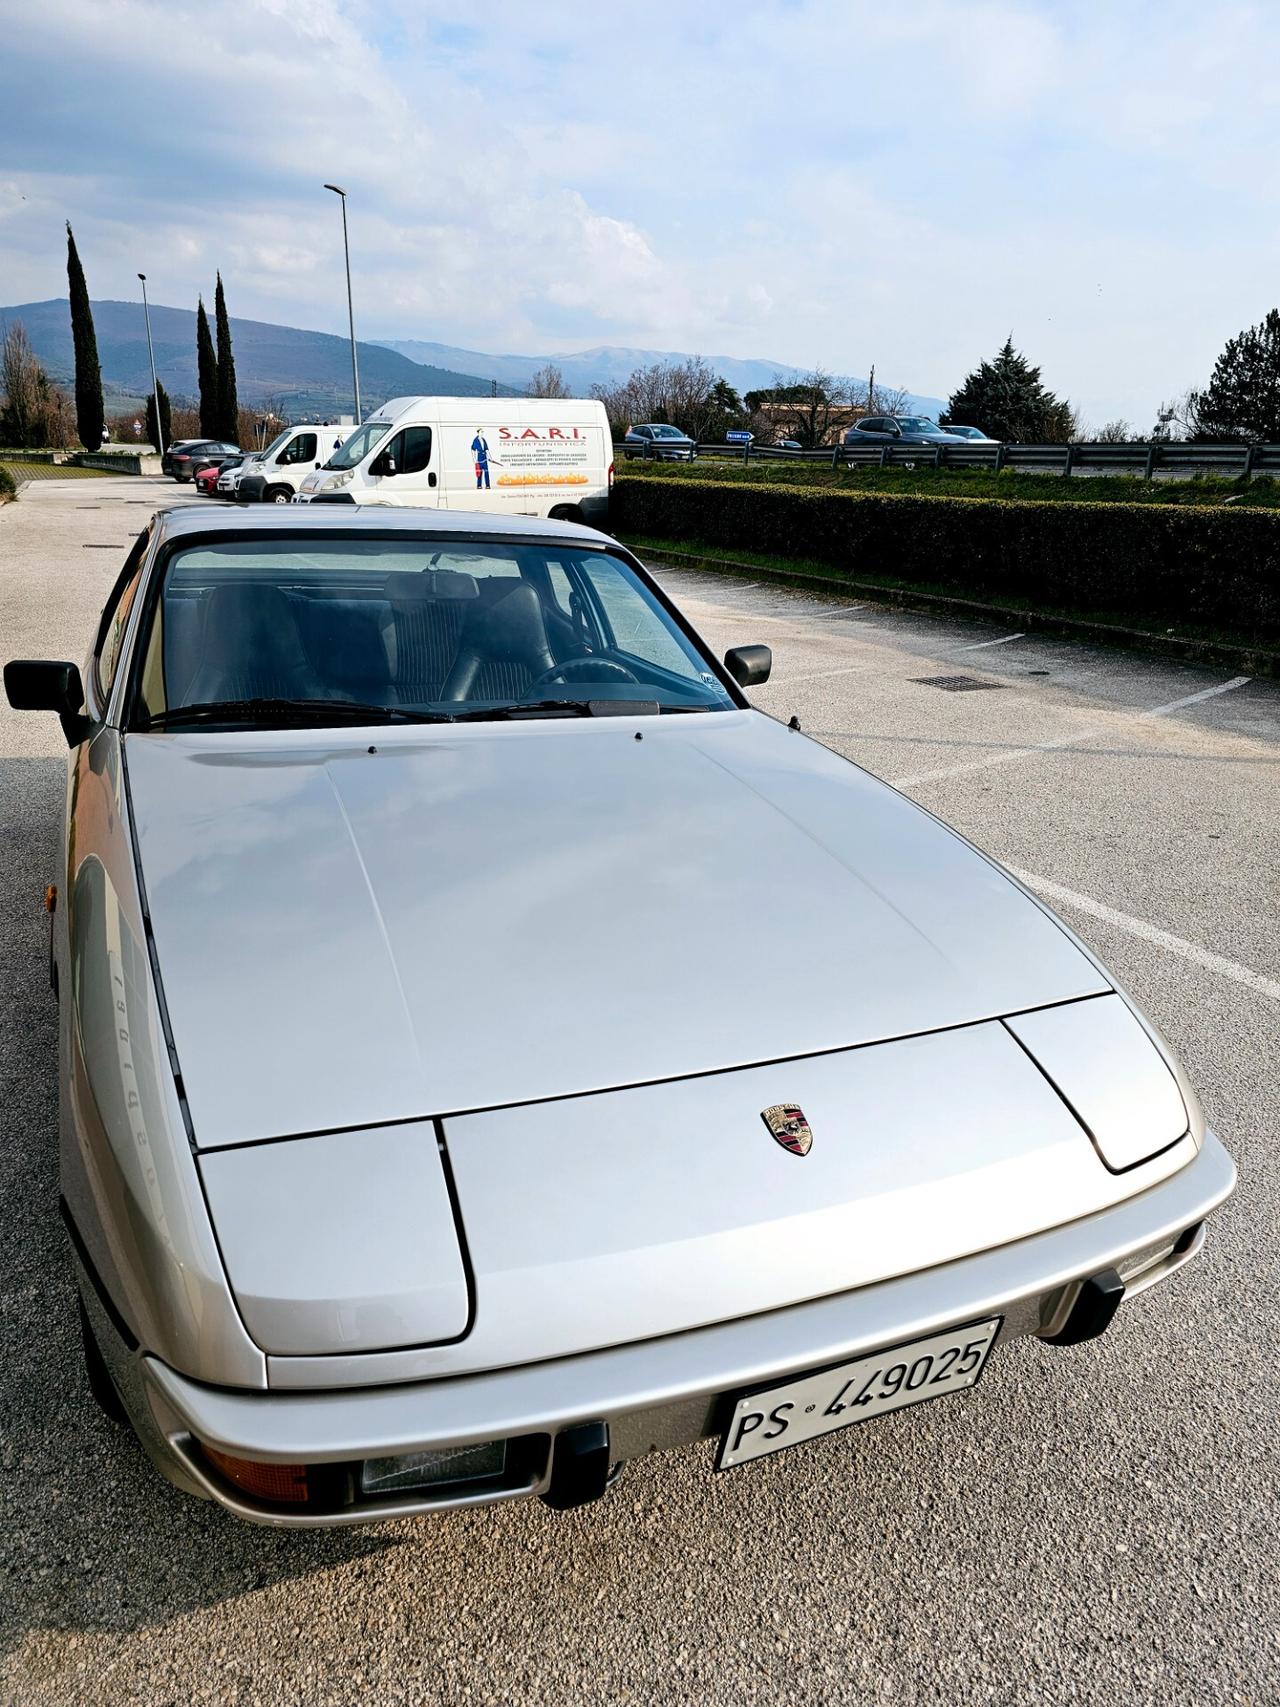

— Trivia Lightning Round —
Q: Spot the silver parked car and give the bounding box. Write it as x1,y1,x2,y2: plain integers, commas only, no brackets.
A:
5,506,1234,1526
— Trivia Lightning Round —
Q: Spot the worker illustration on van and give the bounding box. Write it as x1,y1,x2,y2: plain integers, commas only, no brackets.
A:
472,428,500,489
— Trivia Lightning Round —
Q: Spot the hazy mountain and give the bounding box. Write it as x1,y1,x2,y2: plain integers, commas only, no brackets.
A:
376,338,945,416
0,299,523,415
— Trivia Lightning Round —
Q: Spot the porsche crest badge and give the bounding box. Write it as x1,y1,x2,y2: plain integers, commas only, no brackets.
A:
761,1104,813,1157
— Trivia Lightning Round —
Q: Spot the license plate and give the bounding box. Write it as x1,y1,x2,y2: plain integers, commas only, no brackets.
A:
716,1316,1002,1470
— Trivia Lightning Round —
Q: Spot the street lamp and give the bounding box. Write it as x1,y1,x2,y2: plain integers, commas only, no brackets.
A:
137,272,164,457
323,183,362,422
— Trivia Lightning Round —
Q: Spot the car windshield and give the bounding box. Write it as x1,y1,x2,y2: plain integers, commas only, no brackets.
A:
650,425,686,439
324,422,390,470
896,418,936,433
130,535,737,728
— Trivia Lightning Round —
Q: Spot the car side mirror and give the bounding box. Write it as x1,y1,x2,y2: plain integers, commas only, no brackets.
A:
4,659,90,745
724,644,772,687
373,454,396,477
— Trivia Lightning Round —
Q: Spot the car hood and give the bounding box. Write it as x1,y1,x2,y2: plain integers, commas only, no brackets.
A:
126,710,1109,1149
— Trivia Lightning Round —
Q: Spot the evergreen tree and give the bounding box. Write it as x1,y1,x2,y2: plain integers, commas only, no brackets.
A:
1189,309,1280,442
943,338,1075,444
144,381,172,453
213,273,238,441
65,223,104,449
196,298,219,437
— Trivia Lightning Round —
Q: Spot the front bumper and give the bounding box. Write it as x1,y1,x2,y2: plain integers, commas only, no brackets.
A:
127,1131,1234,1527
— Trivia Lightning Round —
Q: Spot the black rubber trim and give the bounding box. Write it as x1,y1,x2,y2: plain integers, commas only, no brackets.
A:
1042,1266,1125,1346
60,1197,139,1351
541,1421,612,1510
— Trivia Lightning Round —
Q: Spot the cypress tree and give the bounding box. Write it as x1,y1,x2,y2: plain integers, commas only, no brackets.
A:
66,223,104,449
213,273,238,441
196,298,219,437
144,381,172,453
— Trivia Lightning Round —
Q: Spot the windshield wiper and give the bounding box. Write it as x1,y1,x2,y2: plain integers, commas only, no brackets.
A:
143,697,455,730
454,698,665,722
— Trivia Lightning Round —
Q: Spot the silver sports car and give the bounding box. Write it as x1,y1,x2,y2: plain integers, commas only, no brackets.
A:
5,506,1235,1526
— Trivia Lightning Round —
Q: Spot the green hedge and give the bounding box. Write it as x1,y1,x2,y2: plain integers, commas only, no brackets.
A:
613,476,1280,642
0,465,16,501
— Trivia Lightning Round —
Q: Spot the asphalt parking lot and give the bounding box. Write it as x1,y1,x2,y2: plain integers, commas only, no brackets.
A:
2,477,1277,1706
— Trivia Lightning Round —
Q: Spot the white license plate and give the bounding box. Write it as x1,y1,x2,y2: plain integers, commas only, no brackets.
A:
716,1316,1002,1470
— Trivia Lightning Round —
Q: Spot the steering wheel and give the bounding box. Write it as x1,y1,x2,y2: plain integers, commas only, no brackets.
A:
521,658,639,696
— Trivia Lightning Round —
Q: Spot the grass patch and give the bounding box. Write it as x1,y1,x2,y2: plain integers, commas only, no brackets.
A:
618,459,1280,508
0,460,117,485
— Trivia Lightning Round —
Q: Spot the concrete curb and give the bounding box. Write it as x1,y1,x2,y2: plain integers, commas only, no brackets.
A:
628,542,1280,678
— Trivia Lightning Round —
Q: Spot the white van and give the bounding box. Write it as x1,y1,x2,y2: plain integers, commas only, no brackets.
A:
296,396,613,526
236,421,358,505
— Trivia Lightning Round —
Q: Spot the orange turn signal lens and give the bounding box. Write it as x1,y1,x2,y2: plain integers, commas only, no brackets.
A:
44,885,57,914
201,1445,311,1505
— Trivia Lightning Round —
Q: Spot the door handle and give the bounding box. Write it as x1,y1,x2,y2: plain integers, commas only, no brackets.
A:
429,472,437,487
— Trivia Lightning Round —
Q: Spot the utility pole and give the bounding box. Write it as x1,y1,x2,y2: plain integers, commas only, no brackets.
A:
323,184,362,421
867,364,875,412
137,273,164,456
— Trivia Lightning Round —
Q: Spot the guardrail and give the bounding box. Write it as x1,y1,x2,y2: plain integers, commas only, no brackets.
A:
623,438,1280,480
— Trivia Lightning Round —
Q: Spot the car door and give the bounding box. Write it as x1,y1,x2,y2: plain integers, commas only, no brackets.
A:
371,424,439,508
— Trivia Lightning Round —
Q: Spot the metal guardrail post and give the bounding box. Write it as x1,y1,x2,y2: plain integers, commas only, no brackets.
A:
1144,441,1158,480
879,445,890,469
1064,444,1076,477
1244,443,1257,480
995,443,1006,472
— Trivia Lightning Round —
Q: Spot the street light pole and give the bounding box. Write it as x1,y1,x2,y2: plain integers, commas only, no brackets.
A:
137,272,165,457
323,183,362,422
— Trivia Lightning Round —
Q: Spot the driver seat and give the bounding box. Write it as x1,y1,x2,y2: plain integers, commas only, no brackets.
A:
441,581,556,703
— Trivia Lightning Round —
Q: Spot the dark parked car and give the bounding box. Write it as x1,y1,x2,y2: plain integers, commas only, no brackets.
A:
843,416,961,447
163,440,241,482
622,424,697,462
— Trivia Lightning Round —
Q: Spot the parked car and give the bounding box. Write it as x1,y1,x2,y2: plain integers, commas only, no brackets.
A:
162,440,240,482
195,455,244,497
773,439,803,451
843,416,961,447
3,504,1233,1526
298,398,613,525
235,422,357,505
941,425,997,443
622,423,697,461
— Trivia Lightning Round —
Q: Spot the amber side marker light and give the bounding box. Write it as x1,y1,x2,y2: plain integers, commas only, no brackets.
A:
201,1445,311,1505
44,885,57,914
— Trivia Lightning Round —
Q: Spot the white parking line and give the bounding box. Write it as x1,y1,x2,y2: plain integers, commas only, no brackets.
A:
954,632,1025,652
1010,868,1280,1003
891,728,1099,788
762,663,871,688
1142,677,1250,718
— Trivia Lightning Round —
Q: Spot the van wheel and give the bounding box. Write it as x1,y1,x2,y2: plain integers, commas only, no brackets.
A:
77,1295,127,1425
548,504,583,524
266,486,292,505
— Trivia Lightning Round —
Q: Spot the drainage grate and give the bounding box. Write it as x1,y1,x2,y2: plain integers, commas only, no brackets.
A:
912,675,1007,692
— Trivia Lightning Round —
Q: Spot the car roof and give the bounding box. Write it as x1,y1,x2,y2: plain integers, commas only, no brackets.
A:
147,503,614,548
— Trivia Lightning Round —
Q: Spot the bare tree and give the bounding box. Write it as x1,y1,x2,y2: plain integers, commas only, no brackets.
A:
1095,419,1135,443
592,356,720,438
744,368,859,449
529,363,570,399
0,321,75,447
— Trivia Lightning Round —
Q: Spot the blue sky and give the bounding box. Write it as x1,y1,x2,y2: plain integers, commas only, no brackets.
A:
2,0,1278,426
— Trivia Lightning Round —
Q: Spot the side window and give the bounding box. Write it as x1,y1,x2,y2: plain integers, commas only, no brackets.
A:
383,426,433,476
94,544,149,704
280,433,317,465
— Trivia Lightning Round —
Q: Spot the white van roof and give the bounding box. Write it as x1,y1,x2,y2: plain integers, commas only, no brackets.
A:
368,396,605,424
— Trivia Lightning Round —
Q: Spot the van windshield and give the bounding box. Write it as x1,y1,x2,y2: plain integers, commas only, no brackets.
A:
325,422,390,470
260,428,293,460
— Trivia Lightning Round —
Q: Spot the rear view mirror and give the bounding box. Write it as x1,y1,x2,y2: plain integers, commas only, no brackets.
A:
724,645,772,687
4,659,89,745
373,454,397,477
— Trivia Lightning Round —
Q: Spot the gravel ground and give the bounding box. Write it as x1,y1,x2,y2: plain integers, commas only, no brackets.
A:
1,479,1276,1706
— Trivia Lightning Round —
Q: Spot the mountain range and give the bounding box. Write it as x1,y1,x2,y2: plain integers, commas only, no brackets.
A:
376,338,945,415
0,299,524,415
0,297,944,419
